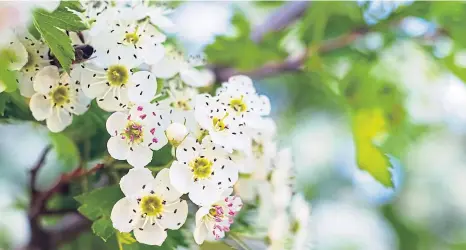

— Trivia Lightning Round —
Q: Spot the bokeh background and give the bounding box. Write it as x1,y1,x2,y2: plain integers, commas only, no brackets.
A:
2,1,466,249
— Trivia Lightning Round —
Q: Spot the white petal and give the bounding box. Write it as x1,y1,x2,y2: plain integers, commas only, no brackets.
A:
159,200,188,230
128,71,157,103
73,65,109,99
106,112,127,136
33,66,60,94
7,38,28,70
258,95,271,115
127,144,153,168
107,136,130,160
179,68,207,88
110,198,138,233
195,206,210,225
145,126,168,151
29,94,52,121
152,168,182,202
150,52,182,79
120,168,154,198
46,110,72,133
139,40,165,65
193,222,208,245
17,72,36,97
133,223,167,246
97,87,129,112
212,159,239,189
189,180,222,206
169,161,193,194
175,137,200,161
149,14,175,31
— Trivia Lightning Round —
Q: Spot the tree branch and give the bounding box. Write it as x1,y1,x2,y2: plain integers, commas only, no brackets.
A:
250,1,311,43
216,27,369,82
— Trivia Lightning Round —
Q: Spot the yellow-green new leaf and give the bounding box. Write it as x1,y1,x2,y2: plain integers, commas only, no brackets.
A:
352,108,394,187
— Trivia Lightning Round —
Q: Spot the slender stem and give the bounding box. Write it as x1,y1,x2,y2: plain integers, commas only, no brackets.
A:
229,232,252,250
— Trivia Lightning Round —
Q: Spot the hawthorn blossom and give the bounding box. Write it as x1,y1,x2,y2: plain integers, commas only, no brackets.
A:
155,78,198,132
289,194,312,250
30,66,90,132
165,122,188,147
194,93,251,153
169,137,238,206
72,64,158,112
6,33,51,97
217,75,271,130
90,15,166,68
106,104,168,168
267,212,290,250
150,47,211,87
193,190,243,244
111,168,188,246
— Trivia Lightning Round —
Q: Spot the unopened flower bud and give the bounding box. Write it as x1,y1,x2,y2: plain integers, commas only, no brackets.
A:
166,122,188,147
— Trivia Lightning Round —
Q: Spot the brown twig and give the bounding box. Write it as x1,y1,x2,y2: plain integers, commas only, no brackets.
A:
215,28,369,82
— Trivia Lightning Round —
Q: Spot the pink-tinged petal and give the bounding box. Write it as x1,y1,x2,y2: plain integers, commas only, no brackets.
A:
106,112,127,135
107,136,130,160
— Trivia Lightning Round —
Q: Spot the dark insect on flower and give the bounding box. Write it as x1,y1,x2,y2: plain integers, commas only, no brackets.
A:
49,32,95,68
49,44,95,68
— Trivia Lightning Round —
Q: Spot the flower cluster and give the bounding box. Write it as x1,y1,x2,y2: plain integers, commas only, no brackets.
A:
2,1,311,247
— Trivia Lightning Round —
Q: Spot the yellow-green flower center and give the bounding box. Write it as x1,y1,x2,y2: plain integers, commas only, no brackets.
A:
107,65,129,87
290,220,300,234
51,86,70,106
124,32,140,45
121,121,143,144
170,100,191,111
209,208,217,217
212,113,229,132
252,140,264,156
140,195,163,217
230,96,247,113
189,157,213,179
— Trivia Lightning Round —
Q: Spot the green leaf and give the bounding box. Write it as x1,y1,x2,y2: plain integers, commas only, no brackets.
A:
352,108,394,187
49,132,80,172
116,231,136,245
38,8,88,31
75,186,124,242
0,50,18,93
58,0,86,12
75,186,123,216
92,217,115,242
0,93,10,116
33,10,75,72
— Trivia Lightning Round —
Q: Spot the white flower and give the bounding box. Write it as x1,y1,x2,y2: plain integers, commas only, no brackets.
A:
130,1,175,32
169,136,238,206
106,104,168,168
267,212,290,250
193,190,243,244
111,168,188,246
90,16,166,68
271,148,294,189
194,93,251,153
155,78,198,132
30,66,90,132
289,194,312,250
150,47,210,87
6,33,51,97
81,0,109,21
216,75,271,130
166,122,188,147
231,118,277,174
72,63,158,112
